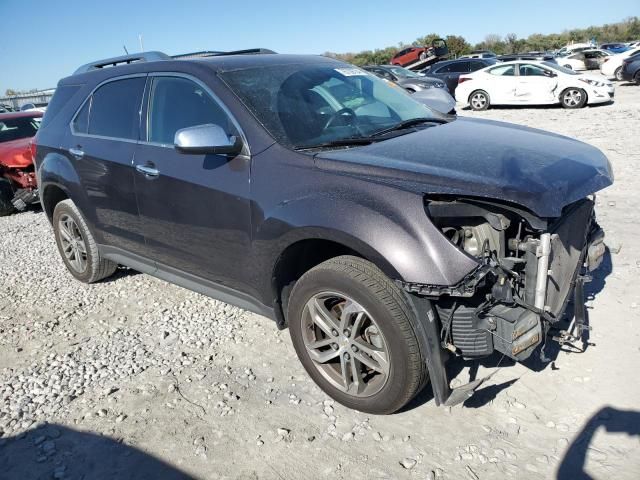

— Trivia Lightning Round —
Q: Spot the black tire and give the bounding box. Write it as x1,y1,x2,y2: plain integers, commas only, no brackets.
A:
614,66,623,81
52,199,117,283
0,179,16,217
634,71,640,85
288,255,428,414
469,90,490,111
419,51,427,61
560,87,587,109
564,64,573,70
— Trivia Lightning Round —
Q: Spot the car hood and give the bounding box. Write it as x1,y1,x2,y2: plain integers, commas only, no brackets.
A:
0,137,33,168
314,117,613,218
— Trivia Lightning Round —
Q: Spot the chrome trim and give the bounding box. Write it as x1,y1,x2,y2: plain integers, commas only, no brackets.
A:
534,233,552,310
135,164,160,177
68,147,84,159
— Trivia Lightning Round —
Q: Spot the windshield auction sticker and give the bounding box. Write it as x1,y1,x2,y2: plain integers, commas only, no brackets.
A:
334,68,368,76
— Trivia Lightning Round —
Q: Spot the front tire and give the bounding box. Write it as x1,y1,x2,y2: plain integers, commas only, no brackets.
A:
469,90,490,111
53,199,117,283
288,256,428,414
634,71,640,85
560,88,587,108
0,179,16,216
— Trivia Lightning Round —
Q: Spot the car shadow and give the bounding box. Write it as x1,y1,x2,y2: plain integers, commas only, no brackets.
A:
556,406,640,480
0,423,196,480
101,265,143,282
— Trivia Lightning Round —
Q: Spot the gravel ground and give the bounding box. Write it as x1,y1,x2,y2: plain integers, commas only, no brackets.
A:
1,77,639,480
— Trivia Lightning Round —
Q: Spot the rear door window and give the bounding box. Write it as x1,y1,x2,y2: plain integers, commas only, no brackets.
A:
441,62,470,73
88,77,146,140
147,76,235,146
488,65,516,76
470,60,488,71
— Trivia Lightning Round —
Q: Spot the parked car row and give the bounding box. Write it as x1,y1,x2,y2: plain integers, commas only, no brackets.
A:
601,47,640,80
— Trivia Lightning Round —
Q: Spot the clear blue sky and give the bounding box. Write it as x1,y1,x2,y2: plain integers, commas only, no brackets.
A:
1,0,638,93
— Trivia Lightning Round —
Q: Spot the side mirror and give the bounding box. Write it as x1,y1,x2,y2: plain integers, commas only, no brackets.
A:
174,124,242,155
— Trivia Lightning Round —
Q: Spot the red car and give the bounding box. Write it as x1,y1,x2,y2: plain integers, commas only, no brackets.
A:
391,46,435,67
0,111,42,215
391,39,448,68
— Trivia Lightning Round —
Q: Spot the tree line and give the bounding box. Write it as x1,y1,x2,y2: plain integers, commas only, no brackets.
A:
325,16,640,65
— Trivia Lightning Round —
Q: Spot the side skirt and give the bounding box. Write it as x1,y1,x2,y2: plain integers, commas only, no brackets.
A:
99,245,276,321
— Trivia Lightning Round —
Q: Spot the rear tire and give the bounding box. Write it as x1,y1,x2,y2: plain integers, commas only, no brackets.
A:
469,90,490,111
419,51,427,61
0,179,16,217
288,255,428,414
564,64,573,70
614,66,623,81
52,199,117,283
560,88,587,108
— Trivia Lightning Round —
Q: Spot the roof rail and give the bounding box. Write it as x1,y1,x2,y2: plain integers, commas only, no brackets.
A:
73,51,171,75
171,48,277,59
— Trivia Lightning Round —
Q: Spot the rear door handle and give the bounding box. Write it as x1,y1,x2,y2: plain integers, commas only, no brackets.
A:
68,147,84,159
135,164,160,177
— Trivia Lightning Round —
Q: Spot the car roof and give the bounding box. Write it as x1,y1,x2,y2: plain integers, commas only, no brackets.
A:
61,54,344,86
0,111,43,120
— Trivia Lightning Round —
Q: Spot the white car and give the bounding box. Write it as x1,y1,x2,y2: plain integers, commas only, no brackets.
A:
555,43,594,56
601,47,640,80
558,49,611,71
455,61,614,110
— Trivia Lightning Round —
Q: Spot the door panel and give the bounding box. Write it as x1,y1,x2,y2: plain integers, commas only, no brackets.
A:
70,76,147,255
134,75,252,290
515,64,558,103
484,65,517,104
134,146,252,289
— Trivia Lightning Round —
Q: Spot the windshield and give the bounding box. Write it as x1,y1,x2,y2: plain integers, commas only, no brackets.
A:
542,62,579,75
221,63,440,149
0,116,40,143
387,67,421,78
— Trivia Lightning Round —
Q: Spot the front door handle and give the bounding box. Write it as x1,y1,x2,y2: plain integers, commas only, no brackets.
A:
135,164,160,177
68,147,84,159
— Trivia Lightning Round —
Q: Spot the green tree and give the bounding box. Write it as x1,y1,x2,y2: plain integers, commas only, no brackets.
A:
445,35,471,57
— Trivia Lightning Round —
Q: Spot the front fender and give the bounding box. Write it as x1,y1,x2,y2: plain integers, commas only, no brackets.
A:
258,186,479,286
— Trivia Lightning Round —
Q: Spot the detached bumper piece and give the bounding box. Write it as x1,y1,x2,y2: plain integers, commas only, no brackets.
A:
11,188,39,211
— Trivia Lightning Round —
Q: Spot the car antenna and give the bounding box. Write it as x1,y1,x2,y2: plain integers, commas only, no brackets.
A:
123,45,129,55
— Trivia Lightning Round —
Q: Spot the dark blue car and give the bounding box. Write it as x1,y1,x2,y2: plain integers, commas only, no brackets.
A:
600,43,630,54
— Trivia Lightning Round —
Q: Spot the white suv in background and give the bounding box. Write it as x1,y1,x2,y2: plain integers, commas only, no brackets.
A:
601,47,640,80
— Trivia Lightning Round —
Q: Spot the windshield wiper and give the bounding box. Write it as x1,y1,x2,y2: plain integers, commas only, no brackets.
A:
293,136,375,151
371,117,449,137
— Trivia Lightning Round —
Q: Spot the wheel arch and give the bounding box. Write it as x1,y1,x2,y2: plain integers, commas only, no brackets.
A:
270,233,402,328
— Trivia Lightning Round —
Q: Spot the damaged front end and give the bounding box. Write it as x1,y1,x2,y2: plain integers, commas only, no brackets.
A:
400,196,606,364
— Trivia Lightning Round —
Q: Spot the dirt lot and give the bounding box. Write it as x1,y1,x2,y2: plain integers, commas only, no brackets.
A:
1,77,639,480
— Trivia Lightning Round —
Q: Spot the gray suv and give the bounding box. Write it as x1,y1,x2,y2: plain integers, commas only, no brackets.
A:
34,50,612,414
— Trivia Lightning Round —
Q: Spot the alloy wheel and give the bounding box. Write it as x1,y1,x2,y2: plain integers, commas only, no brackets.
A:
470,92,487,110
563,89,582,107
301,292,390,397
58,214,88,273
